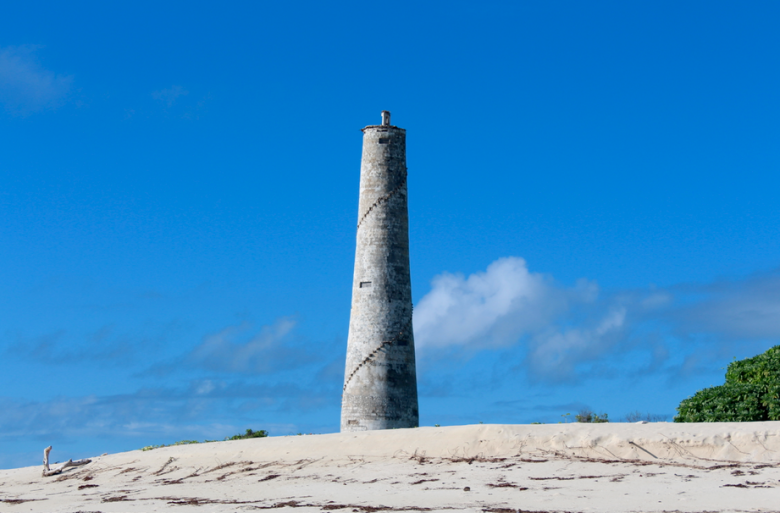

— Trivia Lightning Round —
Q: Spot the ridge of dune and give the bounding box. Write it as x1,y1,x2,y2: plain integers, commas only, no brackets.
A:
1,422,779,512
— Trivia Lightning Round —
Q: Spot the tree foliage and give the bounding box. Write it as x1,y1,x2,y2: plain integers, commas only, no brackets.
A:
675,345,780,422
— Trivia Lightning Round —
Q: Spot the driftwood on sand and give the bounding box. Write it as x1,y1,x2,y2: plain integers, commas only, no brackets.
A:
42,446,91,477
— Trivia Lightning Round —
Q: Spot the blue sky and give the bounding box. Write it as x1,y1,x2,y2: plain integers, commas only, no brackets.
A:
2,1,780,469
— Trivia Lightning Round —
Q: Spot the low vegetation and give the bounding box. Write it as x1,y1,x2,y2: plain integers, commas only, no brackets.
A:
575,409,609,423
557,410,609,423
675,345,780,422
141,428,268,451
554,410,669,424
623,411,668,422
226,428,269,440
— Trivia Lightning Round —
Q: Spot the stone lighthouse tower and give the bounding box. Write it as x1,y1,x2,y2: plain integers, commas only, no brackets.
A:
341,111,419,432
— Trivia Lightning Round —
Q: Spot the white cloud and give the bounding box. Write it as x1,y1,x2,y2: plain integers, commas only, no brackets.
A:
0,45,73,114
414,257,597,350
413,257,780,383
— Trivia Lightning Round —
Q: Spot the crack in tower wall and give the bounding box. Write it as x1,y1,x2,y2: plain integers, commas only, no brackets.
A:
340,118,419,432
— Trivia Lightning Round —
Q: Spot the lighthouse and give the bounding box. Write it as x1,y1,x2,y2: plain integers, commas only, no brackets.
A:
341,111,419,432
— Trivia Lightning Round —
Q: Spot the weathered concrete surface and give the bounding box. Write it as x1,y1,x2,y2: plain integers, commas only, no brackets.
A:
341,114,419,432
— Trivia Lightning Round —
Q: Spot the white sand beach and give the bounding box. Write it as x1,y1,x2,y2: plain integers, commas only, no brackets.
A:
1,423,778,512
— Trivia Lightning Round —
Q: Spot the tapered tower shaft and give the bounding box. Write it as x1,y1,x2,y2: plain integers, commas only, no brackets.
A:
341,112,419,432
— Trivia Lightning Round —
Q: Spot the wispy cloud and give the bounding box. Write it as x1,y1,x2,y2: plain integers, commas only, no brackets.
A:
670,271,780,340
0,380,329,440
0,380,312,468
146,85,208,119
0,45,73,115
152,85,188,107
414,257,780,383
6,324,165,366
185,316,325,374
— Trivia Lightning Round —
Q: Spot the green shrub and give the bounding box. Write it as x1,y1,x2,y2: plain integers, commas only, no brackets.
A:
675,383,766,422
575,409,609,423
725,346,780,386
226,428,268,441
675,345,780,422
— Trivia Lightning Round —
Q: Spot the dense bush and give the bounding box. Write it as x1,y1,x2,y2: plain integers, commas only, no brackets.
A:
675,345,780,422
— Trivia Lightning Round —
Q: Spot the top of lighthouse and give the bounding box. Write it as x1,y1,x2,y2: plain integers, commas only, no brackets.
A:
362,110,405,133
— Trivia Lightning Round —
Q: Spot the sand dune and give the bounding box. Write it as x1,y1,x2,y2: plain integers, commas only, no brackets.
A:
1,422,778,512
